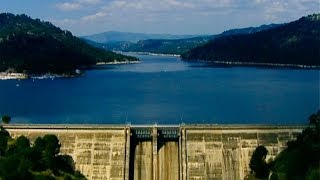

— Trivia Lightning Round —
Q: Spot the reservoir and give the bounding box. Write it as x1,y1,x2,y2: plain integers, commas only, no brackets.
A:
0,53,318,124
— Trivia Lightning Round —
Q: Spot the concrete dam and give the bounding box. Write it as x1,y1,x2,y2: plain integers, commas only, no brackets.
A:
6,125,302,180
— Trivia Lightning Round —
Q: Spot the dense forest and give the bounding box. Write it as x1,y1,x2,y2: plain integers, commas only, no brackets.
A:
0,13,138,75
182,14,320,66
0,116,85,179
248,111,320,179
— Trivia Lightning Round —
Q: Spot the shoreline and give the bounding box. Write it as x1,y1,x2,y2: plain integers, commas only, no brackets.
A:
0,72,81,80
185,59,320,69
96,60,140,65
0,72,28,80
0,60,139,80
1,59,318,80
119,51,181,57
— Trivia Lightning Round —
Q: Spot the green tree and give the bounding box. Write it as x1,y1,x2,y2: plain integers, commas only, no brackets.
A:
0,116,11,157
309,110,320,131
249,146,270,179
0,136,33,180
250,110,320,179
41,135,60,171
0,126,86,179
0,126,10,156
1,115,11,124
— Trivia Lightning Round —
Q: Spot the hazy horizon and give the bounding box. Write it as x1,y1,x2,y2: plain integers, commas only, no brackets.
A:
0,0,319,36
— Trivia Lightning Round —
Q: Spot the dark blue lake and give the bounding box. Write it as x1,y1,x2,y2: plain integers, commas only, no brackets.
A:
0,53,319,125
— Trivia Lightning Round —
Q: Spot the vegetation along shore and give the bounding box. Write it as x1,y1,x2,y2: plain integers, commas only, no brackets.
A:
0,13,139,79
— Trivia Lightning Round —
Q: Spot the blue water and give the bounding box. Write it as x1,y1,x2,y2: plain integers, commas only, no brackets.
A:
0,53,319,125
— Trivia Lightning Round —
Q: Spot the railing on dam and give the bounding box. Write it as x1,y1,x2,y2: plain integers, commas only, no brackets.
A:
5,124,303,180
158,128,180,139
132,128,153,139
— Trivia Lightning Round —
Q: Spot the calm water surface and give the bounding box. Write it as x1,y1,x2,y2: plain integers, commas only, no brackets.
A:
0,53,319,124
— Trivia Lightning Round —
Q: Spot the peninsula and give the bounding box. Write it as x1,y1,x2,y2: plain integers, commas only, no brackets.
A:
0,13,139,79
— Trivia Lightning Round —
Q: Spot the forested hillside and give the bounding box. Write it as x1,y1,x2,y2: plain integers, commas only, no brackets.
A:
0,13,138,74
182,14,320,66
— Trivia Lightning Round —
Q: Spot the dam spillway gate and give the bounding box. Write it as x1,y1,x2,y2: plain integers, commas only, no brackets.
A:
129,127,180,180
6,125,302,180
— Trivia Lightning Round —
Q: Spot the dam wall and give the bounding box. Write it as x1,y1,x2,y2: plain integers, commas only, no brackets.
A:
180,126,301,180
8,126,127,180
6,125,302,180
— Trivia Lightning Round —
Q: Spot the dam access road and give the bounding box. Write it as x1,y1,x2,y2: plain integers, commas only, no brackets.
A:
5,124,303,180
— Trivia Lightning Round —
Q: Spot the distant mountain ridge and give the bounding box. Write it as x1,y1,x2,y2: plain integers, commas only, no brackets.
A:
0,13,138,75
181,14,320,67
218,24,281,37
82,31,205,43
104,36,213,55
83,24,278,55
124,24,280,55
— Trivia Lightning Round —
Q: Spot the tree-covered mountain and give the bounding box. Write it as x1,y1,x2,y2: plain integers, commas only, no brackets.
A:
217,24,280,37
82,31,204,43
96,24,278,55
108,36,212,55
182,14,320,66
0,13,138,75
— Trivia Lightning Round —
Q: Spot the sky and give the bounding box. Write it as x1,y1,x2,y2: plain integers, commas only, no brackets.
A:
0,0,319,36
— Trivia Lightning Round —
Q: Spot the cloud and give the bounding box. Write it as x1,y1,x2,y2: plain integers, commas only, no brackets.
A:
52,0,319,35
56,2,82,11
77,0,101,5
162,0,195,8
266,1,288,14
104,0,196,12
261,0,319,21
50,18,78,28
56,0,101,11
81,12,109,22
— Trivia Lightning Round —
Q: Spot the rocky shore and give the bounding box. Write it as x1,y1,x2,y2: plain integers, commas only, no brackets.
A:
0,72,28,80
0,72,82,80
96,60,140,65
211,61,320,69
